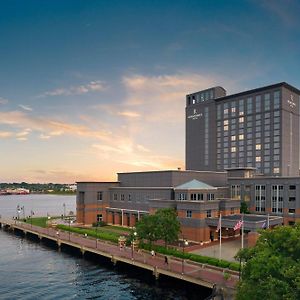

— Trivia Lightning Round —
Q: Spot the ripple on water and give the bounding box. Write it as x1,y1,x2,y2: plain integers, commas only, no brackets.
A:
0,230,210,300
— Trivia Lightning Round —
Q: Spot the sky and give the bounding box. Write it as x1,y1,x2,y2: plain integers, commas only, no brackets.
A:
0,0,300,183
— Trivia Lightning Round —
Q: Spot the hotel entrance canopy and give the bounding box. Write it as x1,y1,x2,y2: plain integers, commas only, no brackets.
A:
206,214,283,232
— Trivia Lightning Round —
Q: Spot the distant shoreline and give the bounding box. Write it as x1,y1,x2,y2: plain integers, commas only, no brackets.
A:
0,192,76,196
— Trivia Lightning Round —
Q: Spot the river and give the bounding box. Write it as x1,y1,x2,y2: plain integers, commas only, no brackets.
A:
0,195,210,299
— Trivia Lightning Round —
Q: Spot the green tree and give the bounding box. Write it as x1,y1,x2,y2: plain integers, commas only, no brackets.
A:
236,223,300,300
155,208,180,247
135,214,160,248
240,201,250,214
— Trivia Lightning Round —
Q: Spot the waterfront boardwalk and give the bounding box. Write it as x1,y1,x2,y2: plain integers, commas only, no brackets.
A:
0,218,238,295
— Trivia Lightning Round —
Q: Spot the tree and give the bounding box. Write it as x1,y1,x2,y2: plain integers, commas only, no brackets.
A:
155,208,180,247
135,214,160,248
240,201,250,214
135,208,181,248
235,223,300,300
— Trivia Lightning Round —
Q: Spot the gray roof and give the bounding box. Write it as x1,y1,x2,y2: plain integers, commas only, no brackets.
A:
175,179,216,190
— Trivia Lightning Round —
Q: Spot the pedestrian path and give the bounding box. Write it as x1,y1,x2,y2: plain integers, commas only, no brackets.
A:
0,218,238,292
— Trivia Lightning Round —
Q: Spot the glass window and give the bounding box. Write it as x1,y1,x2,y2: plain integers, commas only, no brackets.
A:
256,144,261,150
274,91,280,109
289,185,296,190
206,210,212,217
97,191,103,201
247,97,252,114
264,93,270,111
255,95,261,112
186,210,192,218
231,147,236,152
207,193,215,200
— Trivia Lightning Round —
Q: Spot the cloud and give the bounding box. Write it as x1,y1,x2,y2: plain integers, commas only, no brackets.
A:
117,111,141,118
38,80,106,97
16,129,31,137
39,134,51,140
92,142,182,170
0,97,8,104
0,110,111,141
0,131,14,138
16,137,27,141
19,104,33,111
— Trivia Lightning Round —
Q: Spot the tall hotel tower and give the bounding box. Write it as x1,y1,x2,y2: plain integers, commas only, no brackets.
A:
186,83,300,176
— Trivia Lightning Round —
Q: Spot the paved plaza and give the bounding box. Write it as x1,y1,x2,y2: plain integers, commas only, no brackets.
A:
191,237,248,262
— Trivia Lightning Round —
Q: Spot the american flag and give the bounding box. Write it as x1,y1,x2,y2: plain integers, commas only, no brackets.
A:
234,220,243,231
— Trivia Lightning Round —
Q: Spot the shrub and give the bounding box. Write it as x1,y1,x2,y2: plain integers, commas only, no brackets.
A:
218,260,230,268
229,262,240,271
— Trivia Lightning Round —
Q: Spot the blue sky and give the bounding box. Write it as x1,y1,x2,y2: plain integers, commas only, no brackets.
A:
0,0,299,183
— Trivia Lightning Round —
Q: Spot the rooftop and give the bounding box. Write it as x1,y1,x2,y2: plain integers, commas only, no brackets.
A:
215,82,300,102
175,179,217,190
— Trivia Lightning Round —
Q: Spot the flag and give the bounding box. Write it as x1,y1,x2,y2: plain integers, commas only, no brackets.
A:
234,220,243,231
216,215,221,232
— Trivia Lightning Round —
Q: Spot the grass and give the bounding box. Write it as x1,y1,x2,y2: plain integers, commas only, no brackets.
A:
93,225,131,233
25,217,239,272
57,225,120,243
25,216,60,228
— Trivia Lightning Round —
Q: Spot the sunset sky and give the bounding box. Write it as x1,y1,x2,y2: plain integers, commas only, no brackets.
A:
1,0,300,183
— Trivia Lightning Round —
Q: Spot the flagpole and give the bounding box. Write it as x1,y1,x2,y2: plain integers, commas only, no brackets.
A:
219,213,222,260
267,213,269,229
241,213,244,249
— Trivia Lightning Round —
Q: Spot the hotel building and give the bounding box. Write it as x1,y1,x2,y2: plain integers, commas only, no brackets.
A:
77,82,300,242
186,82,300,176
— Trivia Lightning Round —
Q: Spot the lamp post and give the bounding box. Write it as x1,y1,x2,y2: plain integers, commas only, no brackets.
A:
181,239,189,275
95,223,99,248
63,203,66,219
68,218,73,241
131,231,137,260
47,215,51,235
30,210,34,228
17,205,21,220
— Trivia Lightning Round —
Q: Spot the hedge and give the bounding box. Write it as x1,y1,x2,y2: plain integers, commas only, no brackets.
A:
57,225,119,243
139,242,239,272
54,226,240,272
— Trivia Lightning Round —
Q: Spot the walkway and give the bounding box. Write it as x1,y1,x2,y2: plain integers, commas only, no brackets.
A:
191,238,248,262
0,218,238,292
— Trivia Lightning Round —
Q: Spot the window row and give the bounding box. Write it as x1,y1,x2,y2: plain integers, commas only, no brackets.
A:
217,91,280,119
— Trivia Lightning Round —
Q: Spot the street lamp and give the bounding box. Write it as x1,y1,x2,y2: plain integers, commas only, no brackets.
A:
95,223,99,248
131,231,137,260
63,203,66,219
17,205,21,220
30,210,34,228
47,215,51,235
68,218,73,241
181,239,189,274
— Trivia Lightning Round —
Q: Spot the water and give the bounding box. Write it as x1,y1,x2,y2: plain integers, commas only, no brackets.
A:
0,194,76,218
0,195,210,299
